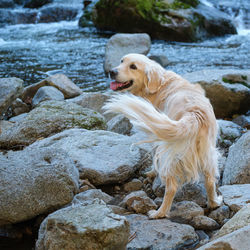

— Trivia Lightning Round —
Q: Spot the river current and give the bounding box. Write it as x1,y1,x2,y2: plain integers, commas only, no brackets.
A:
0,0,249,92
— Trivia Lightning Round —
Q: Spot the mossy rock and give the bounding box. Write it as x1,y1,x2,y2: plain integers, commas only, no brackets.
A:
0,100,106,149
79,0,236,42
91,0,197,42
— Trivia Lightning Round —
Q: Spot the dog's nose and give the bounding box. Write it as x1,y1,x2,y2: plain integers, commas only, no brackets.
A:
109,68,118,79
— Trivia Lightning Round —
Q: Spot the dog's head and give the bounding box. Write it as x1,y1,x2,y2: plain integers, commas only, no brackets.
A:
109,53,166,95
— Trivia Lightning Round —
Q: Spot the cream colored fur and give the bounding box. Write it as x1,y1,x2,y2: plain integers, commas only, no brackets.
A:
104,53,222,219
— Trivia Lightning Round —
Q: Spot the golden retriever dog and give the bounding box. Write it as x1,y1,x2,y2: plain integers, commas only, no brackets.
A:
104,53,222,219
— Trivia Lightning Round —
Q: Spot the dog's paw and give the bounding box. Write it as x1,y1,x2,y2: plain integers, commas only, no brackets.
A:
209,195,223,209
147,209,166,219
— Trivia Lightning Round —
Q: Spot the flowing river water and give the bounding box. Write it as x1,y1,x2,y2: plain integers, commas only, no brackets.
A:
0,0,250,92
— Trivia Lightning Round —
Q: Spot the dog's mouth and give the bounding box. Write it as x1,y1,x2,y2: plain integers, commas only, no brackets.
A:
110,80,133,91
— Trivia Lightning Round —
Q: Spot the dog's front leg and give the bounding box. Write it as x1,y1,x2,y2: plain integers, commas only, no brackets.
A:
148,176,178,219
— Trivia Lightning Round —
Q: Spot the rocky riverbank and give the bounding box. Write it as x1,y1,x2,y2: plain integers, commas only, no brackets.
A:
0,32,250,249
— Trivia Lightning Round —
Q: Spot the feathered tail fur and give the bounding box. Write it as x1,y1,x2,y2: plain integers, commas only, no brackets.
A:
103,93,219,184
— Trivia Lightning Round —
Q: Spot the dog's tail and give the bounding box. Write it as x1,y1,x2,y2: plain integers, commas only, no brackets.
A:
103,94,201,142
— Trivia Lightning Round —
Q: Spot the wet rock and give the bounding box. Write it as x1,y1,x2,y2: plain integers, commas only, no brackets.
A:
183,69,250,118
22,74,82,103
32,86,64,107
24,0,52,9
222,131,250,185
191,215,220,231
123,179,143,193
72,189,113,205
107,114,132,135
126,214,199,250
122,191,157,214
169,201,204,224
92,1,236,42
27,128,143,185
0,0,15,8
219,184,250,212
38,6,78,23
36,199,129,250
215,204,250,238
198,225,250,250
0,9,38,26
0,148,79,226
104,33,151,74
0,100,106,149
194,3,237,37
78,0,98,27
10,98,30,116
208,205,230,225
0,77,23,118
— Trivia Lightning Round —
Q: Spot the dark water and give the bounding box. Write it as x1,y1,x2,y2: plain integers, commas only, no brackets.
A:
0,0,249,92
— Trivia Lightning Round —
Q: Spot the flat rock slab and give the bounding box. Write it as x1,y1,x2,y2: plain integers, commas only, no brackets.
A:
29,128,143,185
0,148,79,226
126,214,199,250
0,100,106,149
0,77,23,117
36,200,129,250
219,184,250,212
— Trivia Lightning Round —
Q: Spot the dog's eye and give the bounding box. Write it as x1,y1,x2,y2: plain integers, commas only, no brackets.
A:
121,59,124,63
130,64,137,70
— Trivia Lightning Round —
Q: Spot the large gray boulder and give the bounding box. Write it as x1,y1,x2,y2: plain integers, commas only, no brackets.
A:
91,1,236,42
0,77,23,118
28,128,144,185
126,214,199,250
0,148,79,226
197,225,250,250
0,100,106,149
104,33,151,74
183,69,250,118
219,184,250,212
36,199,129,250
222,131,250,184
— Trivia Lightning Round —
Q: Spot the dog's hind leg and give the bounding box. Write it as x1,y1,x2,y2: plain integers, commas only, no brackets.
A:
204,171,223,209
148,176,178,219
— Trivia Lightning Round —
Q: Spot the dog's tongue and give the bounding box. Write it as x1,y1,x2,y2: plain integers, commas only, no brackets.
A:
110,81,124,91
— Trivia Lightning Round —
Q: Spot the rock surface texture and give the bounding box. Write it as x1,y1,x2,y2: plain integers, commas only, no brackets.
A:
0,100,106,149
0,148,79,225
0,77,23,118
27,128,144,185
36,199,130,250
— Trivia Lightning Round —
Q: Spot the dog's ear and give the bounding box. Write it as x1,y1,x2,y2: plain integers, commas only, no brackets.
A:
144,65,165,94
